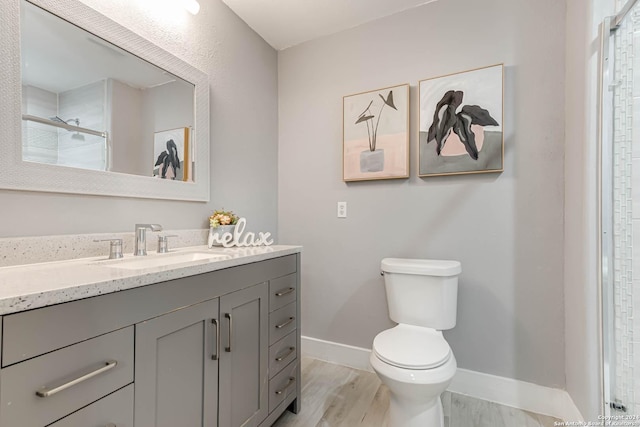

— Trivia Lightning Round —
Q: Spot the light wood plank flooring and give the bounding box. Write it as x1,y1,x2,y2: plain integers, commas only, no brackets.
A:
273,357,562,427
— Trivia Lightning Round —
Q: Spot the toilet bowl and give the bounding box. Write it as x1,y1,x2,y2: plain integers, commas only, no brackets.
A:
370,325,456,426
371,258,461,427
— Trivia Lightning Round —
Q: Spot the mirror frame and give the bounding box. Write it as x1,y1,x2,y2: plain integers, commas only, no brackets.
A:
0,0,210,201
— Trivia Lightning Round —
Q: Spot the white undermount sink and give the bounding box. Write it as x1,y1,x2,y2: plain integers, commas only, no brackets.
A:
100,252,230,271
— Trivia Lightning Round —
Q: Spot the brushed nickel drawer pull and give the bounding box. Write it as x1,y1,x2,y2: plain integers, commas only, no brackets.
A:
275,317,295,329
211,318,220,360
35,360,118,398
275,346,296,362
275,287,295,297
275,377,296,395
105,424,117,427
225,313,233,352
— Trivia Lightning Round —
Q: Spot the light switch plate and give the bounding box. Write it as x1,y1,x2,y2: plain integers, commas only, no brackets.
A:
337,202,347,218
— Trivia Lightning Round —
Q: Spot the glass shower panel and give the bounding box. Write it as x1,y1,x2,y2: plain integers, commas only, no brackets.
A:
609,2,640,414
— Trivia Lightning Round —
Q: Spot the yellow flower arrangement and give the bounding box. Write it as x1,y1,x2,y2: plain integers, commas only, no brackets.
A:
209,209,239,228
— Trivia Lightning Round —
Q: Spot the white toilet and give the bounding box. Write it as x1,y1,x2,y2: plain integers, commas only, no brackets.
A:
370,258,461,427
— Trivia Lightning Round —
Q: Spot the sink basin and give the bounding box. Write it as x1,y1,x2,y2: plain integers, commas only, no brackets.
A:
100,252,229,271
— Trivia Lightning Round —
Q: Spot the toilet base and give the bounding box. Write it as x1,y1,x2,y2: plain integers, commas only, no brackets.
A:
389,394,444,427
370,350,456,427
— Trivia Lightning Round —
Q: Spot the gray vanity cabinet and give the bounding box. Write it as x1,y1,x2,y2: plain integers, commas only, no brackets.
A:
0,326,133,427
49,384,134,427
218,282,269,427
134,298,220,427
134,282,270,427
0,253,300,427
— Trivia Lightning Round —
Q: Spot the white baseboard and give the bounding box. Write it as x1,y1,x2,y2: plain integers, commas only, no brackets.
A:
301,336,374,372
448,368,584,422
301,336,583,422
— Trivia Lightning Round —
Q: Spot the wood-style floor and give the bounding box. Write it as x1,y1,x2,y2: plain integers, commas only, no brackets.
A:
273,357,563,427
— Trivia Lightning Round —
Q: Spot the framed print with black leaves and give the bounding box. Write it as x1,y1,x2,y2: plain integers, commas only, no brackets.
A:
419,64,504,177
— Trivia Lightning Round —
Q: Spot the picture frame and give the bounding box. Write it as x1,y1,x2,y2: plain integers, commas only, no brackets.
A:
418,64,504,177
343,83,410,182
153,127,190,181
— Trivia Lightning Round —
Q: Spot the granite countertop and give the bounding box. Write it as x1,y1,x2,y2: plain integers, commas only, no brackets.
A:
0,245,302,315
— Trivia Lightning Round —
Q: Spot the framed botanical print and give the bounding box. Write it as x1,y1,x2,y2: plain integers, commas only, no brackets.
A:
153,127,190,181
419,64,504,177
343,83,409,181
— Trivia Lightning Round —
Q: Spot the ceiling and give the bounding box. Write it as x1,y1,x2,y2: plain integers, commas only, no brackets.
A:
221,0,439,51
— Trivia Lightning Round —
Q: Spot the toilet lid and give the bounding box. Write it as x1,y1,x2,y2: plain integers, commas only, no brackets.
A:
373,325,451,370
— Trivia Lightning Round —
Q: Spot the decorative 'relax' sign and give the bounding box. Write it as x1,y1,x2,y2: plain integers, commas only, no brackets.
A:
208,218,274,248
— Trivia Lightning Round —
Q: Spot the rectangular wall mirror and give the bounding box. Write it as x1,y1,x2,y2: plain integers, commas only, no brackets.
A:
0,0,210,201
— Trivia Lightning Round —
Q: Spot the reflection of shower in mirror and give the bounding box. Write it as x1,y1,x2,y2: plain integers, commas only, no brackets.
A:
9,0,209,201
50,116,85,141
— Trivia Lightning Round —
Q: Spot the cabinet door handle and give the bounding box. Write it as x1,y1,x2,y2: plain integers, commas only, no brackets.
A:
211,318,220,360
105,424,117,427
275,287,295,297
275,346,296,362
35,360,117,398
225,313,232,352
275,317,295,329
275,377,296,395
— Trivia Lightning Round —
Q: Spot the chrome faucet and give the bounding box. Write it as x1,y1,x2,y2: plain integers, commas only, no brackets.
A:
134,224,163,256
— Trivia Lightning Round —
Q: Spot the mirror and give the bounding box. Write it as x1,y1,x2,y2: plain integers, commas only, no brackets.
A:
0,0,210,201
21,0,196,180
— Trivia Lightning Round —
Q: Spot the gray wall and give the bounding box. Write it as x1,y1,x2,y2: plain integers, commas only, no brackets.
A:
141,80,195,179
564,0,610,419
0,0,278,237
278,0,566,388
109,79,144,176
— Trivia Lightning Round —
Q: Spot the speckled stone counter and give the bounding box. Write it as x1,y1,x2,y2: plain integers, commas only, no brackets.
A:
0,245,302,315
0,229,210,267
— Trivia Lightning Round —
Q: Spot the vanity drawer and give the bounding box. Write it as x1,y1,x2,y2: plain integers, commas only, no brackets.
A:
0,326,134,427
269,302,297,345
269,360,298,413
50,384,134,427
269,273,297,312
269,331,297,378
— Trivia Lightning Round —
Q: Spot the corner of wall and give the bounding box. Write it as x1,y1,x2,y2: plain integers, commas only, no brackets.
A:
563,0,612,420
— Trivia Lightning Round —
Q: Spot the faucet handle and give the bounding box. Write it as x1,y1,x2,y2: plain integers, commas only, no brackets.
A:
157,235,178,254
94,238,124,259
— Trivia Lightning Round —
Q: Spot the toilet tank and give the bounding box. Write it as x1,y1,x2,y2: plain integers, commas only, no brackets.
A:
381,258,461,330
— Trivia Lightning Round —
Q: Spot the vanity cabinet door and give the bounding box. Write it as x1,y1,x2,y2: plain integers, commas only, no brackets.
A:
134,298,219,427
219,282,269,427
